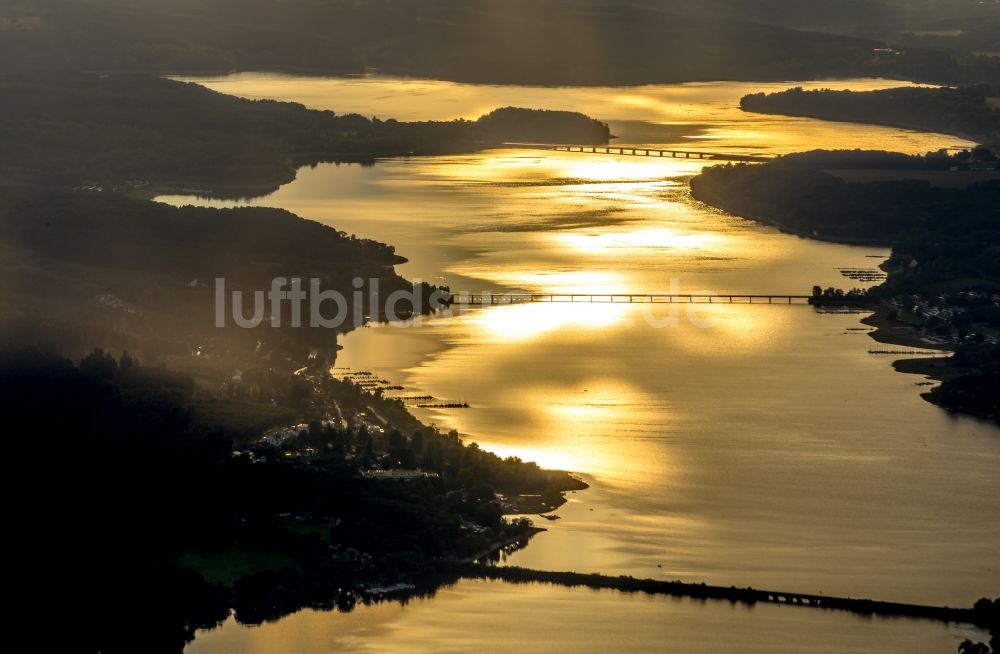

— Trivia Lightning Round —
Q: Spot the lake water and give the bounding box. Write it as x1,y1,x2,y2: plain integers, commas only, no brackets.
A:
163,76,998,653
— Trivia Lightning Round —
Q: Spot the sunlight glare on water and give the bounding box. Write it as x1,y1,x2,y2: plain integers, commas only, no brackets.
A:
165,76,997,654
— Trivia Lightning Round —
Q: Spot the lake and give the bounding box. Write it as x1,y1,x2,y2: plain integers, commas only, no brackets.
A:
163,75,998,653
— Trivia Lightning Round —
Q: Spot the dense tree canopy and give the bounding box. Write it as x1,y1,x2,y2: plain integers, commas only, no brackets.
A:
741,85,1000,147
0,72,610,193
1,346,584,652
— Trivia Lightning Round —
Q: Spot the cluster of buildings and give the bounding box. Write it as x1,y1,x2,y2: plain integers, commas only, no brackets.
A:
260,423,312,448
360,468,439,480
901,291,1000,345
351,410,386,436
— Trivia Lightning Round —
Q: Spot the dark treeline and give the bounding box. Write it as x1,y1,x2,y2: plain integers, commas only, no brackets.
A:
691,150,1000,421
0,72,610,194
691,152,1000,248
741,85,1000,147
477,107,612,146
756,148,998,171
3,1,999,86
934,345,1000,419
1,346,584,653
0,189,398,285
0,188,433,366
0,186,412,302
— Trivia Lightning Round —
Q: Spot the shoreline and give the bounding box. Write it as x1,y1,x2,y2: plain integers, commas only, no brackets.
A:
691,182,993,422
738,107,984,148
860,306,957,352
692,192,894,248
461,527,547,564
449,564,999,633
859,308,967,412
148,66,979,90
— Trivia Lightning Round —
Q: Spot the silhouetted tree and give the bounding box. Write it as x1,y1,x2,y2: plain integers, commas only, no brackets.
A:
80,347,117,379
119,351,136,374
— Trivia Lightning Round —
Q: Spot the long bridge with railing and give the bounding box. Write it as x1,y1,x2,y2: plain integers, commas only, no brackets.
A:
445,293,813,305
503,142,773,162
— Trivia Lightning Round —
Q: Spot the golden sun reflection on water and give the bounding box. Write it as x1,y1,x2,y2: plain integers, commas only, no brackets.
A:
186,578,980,654
165,78,999,623
415,301,788,483
464,302,630,342
428,150,704,186
178,75,941,126
556,227,724,254
459,268,630,295
463,441,581,475
472,377,671,480
557,157,693,182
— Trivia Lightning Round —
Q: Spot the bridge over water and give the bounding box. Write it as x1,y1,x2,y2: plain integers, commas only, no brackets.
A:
445,293,812,305
503,142,773,162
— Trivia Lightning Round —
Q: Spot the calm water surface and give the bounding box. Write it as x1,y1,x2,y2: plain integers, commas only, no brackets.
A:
164,76,997,652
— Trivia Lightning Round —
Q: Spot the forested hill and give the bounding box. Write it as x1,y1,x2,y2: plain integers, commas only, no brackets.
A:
0,189,433,362
0,190,399,286
0,72,610,194
690,152,1000,249
2,0,999,85
741,86,1000,147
